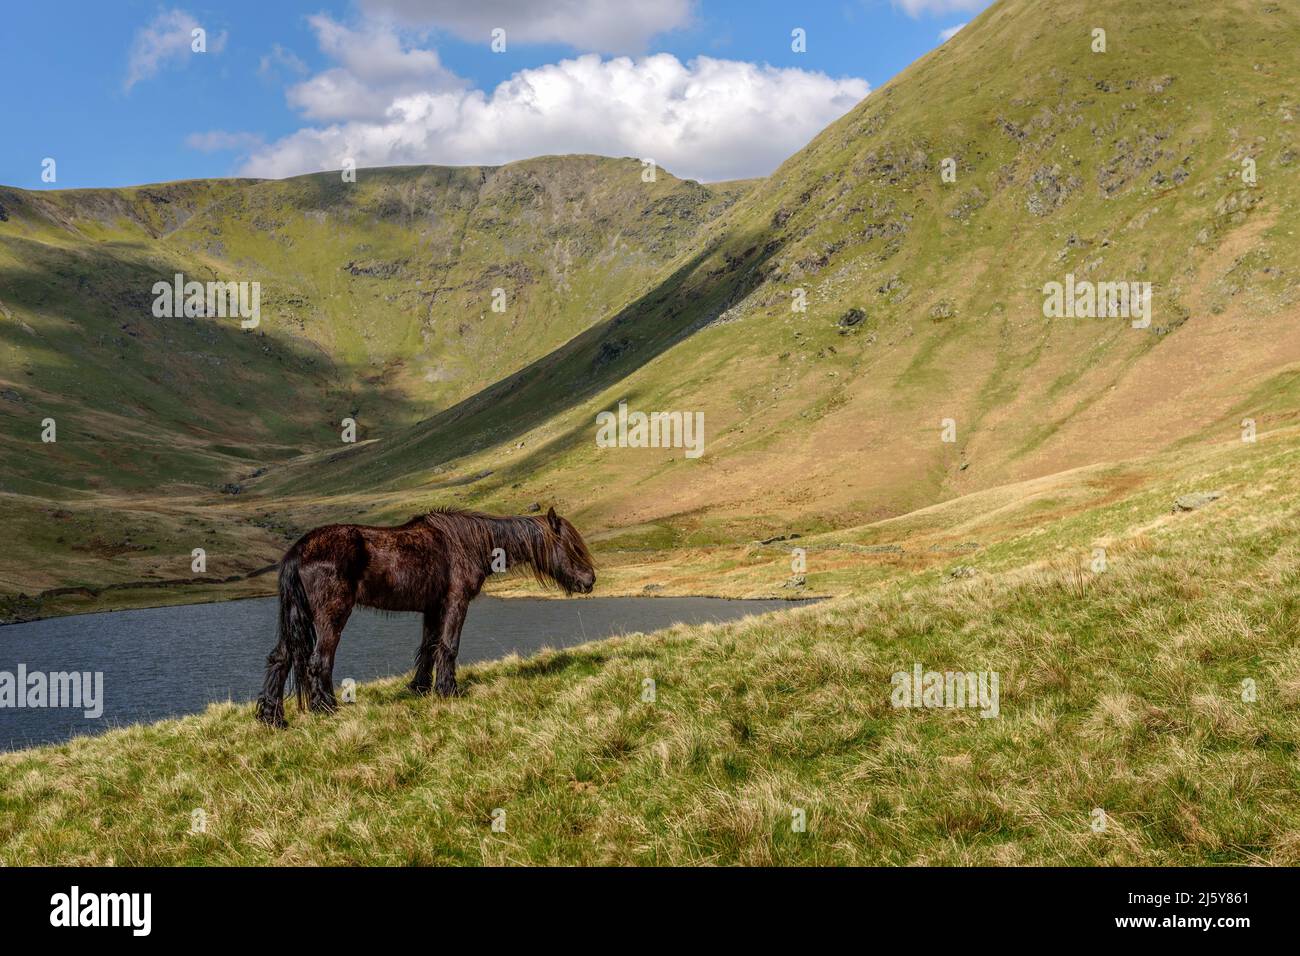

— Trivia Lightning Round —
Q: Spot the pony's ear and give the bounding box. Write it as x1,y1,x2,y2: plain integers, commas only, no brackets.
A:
547,506,561,533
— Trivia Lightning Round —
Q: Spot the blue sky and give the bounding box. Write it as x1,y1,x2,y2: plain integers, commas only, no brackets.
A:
1,0,992,190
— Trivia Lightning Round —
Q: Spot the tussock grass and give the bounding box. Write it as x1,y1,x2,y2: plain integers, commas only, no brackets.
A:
3,470,1298,864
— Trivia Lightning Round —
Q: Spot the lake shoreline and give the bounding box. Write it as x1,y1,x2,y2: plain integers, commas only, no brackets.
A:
1,572,826,627
0,594,819,751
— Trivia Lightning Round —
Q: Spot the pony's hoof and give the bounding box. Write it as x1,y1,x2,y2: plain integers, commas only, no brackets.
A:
435,682,461,699
255,698,288,728
308,690,338,714
408,680,432,697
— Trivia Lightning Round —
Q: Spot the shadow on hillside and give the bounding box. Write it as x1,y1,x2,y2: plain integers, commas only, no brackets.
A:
303,229,784,495
0,234,419,492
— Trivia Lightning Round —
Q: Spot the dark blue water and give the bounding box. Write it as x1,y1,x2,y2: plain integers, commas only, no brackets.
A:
0,596,804,751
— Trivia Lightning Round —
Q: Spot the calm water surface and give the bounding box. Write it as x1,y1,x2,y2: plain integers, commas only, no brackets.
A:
0,595,807,750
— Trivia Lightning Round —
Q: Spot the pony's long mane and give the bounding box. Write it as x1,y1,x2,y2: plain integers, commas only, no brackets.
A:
414,507,594,589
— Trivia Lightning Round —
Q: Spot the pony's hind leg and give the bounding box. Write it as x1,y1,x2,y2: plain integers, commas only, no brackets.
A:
255,638,291,728
307,593,353,714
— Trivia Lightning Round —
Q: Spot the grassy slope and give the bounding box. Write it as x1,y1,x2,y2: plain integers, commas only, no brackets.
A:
2,424,1298,864
3,0,1299,619
1,0,1299,860
0,161,750,613
245,0,1300,562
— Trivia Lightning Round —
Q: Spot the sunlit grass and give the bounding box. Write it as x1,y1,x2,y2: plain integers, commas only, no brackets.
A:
3,434,1298,864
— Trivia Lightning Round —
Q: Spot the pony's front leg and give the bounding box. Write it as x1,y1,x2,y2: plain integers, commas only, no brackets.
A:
410,602,445,696
433,596,469,698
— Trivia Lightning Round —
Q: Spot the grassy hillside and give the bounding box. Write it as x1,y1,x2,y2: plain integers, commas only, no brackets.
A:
0,157,747,492
3,423,1298,864
105,0,1300,617
1,0,1298,628
0,161,750,614
304,0,1300,540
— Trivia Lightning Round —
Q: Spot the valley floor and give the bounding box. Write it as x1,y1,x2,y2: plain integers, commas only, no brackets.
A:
1,428,1298,864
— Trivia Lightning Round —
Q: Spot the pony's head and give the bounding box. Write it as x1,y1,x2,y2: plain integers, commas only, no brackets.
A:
537,507,596,594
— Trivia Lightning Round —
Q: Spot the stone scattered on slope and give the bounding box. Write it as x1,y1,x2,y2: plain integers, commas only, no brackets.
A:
929,299,957,322
1172,491,1223,513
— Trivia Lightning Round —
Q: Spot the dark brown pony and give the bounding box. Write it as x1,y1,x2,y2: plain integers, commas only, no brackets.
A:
255,507,595,727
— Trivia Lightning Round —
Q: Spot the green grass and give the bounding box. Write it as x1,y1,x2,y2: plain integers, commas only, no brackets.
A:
2,0,1300,861
3,428,1299,865
5,0,1300,611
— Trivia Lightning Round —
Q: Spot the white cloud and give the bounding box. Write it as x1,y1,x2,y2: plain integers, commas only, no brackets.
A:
124,9,226,91
238,30,869,183
284,16,463,122
258,43,309,82
359,0,694,54
184,130,264,153
894,0,991,17
938,23,967,41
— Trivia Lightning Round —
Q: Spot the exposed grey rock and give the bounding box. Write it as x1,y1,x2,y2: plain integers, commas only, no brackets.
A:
1172,491,1222,513
948,187,987,222
877,273,911,303
1027,164,1082,215
929,300,957,321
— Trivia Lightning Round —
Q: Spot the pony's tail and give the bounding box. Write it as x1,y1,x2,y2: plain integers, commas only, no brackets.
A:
279,549,318,708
